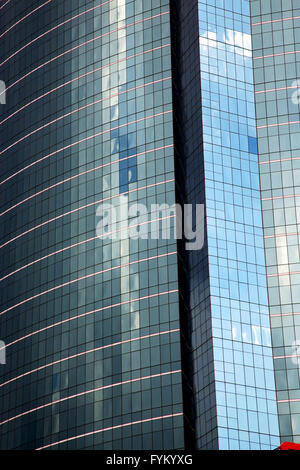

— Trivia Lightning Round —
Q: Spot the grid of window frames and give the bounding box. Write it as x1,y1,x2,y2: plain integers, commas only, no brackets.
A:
0,0,185,449
198,0,280,450
251,0,300,444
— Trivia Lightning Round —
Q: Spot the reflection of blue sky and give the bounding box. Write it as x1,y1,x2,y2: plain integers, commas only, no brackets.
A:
200,28,252,56
197,0,280,450
199,30,254,86
199,25,257,149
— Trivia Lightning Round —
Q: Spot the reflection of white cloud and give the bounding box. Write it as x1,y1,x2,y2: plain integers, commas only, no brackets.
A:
242,331,248,341
276,245,289,266
199,29,252,57
226,29,252,50
207,31,217,40
231,324,272,347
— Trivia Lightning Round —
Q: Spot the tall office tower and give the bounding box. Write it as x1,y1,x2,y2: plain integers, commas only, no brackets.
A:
0,0,280,450
172,0,279,449
251,0,300,444
0,0,189,450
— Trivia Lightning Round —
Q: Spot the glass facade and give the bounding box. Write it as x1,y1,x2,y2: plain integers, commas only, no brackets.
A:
195,0,279,450
0,0,186,450
172,0,280,450
251,0,300,444
0,0,283,451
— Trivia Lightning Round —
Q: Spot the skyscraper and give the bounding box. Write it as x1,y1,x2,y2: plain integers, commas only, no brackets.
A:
0,0,188,450
173,0,279,449
0,0,287,450
251,0,300,444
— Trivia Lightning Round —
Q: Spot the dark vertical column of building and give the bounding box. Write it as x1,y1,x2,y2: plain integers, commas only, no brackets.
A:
170,0,218,450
